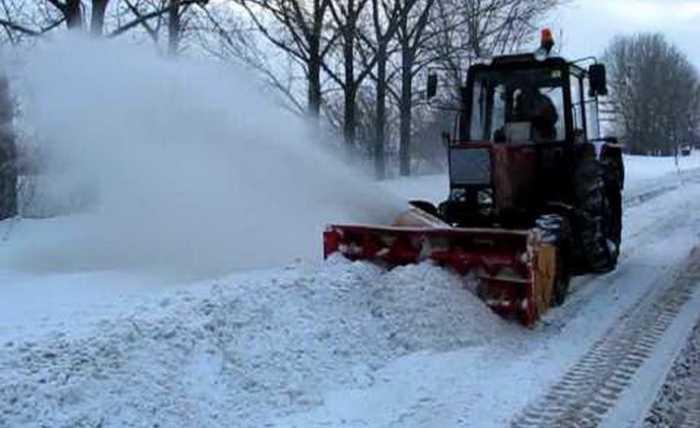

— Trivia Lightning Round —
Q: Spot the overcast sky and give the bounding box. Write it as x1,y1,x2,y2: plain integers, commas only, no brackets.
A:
547,0,700,70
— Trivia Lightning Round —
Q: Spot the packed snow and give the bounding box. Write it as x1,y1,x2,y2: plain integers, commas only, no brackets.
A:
1,37,699,428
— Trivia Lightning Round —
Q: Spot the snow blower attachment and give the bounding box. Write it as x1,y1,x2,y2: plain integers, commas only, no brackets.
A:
325,208,565,326
324,31,624,326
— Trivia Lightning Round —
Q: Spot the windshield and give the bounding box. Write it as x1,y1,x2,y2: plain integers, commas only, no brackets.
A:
469,67,565,142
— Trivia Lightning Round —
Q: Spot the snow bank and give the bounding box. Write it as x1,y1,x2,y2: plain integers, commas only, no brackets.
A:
11,35,403,280
0,258,512,428
624,152,700,182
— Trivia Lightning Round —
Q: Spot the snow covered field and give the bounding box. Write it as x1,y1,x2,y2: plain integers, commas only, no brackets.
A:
1,39,699,428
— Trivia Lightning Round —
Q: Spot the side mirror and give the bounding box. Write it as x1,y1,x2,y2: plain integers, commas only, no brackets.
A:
427,73,438,99
588,63,608,97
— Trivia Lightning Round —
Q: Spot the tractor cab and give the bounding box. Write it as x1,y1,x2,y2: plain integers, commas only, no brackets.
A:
428,36,613,229
459,54,608,145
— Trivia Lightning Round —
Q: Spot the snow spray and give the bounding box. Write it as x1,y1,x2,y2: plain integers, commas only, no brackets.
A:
14,35,403,279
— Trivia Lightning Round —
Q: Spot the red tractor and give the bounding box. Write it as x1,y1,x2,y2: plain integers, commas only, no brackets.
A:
325,33,624,326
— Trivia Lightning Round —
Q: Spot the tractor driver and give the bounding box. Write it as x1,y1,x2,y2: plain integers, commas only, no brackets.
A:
512,86,558,140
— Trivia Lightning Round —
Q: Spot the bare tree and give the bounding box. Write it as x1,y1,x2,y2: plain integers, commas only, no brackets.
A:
111,0,209,52
194,4,310,113
155,0,209,55
50,0,84,29
395,0,434,176
234,0,336,118
364,0,402,178
113,0,162,42
167,0,180,53
325,0,367,150
0,0,65,42
0,0,94,34
0,75,16,219
605,33,699,155
690,83,700,143
91,0,110,35
324,84,380,159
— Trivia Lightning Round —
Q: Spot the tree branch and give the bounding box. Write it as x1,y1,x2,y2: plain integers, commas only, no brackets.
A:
109,0,206,38
123,0,158,41
0,18,39,35
41,16,67,33
237,0,309,65
45,0,67,13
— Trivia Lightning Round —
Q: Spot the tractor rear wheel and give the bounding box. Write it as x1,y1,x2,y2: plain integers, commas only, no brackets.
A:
603,157,623,251
573,160,619,273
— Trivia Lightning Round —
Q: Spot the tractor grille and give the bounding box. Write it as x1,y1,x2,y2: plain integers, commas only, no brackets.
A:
450,148,491,186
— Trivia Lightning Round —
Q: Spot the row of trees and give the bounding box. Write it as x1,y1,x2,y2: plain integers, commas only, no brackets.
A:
605,33,700,155
0,0,562,179
0,0,210,53
0,4,698,221
212,0,562,177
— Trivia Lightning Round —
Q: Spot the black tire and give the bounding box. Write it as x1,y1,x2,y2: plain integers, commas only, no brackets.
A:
536,214,572,306
573,159,618,273
602,157,623,249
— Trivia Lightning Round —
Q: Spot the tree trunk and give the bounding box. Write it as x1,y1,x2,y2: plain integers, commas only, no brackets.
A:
90,0,109,36
0,77,16,220
399,32,412,176
65,0,83,29
307,0,328,118
342,7,356,152
344,78,357,152
374,44,387,179
168,0,181,56
307,32,322,118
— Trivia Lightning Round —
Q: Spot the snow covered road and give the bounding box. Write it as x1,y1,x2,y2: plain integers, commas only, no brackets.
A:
1,157,700,428
511,252,700,428
644,321,700,428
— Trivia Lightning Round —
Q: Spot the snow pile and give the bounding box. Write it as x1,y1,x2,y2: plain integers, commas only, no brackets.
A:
11,36,403,279
368,262,516,351
0,258,511,428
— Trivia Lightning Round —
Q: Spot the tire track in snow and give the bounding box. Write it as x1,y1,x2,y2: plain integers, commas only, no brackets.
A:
623,167,700,208
509,250,700,428
620,168,700,255
643,320,700,428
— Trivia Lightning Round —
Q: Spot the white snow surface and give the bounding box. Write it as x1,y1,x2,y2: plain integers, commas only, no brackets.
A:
1,38,700,428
